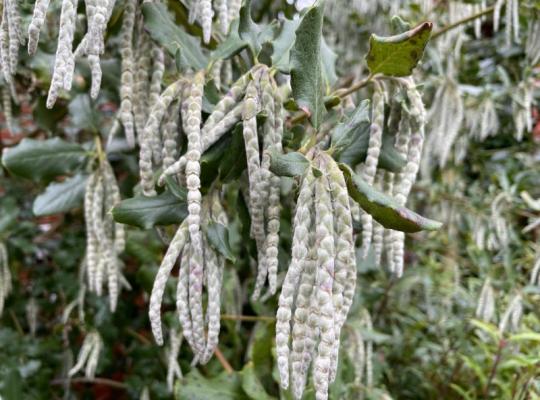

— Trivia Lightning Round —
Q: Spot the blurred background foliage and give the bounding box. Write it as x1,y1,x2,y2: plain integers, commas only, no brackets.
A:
0,0,540,399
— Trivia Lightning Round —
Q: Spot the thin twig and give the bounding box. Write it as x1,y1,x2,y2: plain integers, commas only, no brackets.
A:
125,327,152,345
483,339,506,399
9,309,24,335
51,377,127,390
288,73,376,126
214,347,234,374
221,314,275,322
432,6,495,40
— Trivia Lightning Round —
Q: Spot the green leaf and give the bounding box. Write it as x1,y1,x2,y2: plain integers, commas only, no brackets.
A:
508,332,540,343
238,0,275,57
33,174,88,216
269,151,309,177
112,191,187,229
174,370,247,400
321,37,338,89
270,18,301,72
164,176,187,201
69,94,101,132
332,100,406,173
206,221,236,262
142,3,208,70
469,319,501,342
331,100,371,155
219,125,247,182
339,164,442,233
240,363,275,400
366,21,433,77
212,19,248,60
1,138,88,181
290,3,325,128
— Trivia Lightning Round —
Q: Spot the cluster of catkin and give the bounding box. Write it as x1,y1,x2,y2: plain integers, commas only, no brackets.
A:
276,150,356,400
360,78,426,277
149,190,228,364
31,0,118,108
84,158,126,312
118,0,166,148
187,0,241,44
0,242,11,317
159,65,284,300
0,0,23,95
68,330,103,379
475,278,523,333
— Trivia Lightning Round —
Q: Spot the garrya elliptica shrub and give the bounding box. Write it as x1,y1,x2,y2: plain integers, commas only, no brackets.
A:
0,0,538,399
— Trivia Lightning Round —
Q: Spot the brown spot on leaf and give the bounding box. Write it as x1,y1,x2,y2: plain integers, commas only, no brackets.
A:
410,50,418,59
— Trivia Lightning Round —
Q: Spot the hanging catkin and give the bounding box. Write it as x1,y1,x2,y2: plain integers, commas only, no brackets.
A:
83,158,126,311
28,0,51,55
361,84,384,258
393,78,426,277
276,168,315,390
0,242,12,317
119,0,137,147
47,0,77,108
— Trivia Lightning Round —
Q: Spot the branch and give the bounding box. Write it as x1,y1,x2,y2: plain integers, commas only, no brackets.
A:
287,73,376,126
214,347,234,374
432,6,495,40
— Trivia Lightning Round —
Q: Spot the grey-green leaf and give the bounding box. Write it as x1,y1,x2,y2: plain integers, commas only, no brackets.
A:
270,18,301,72
33,174,88,216
290,3,325,128
112,191,187,229
332,100,406,173
1,138,88,181
366,21,433,77
212,19,247,60
340,164,442,233
174,370,247,400
240,363,275,400
142,3,208,70
206,221,236,262
269,151,309,177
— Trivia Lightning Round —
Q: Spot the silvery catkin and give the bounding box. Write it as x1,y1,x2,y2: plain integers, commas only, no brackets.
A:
215,0,229,34
2,87,13,133
313,163,336,400
325,154,356,382
162,100,182,170
475,277,495,322
361,85,384,258
243,73,267,300
393,78,426,277
200,0,214,44
84,173,99,293
184,71,206,356
276,169,315,389
290,232,316,400
119,0,136,147
372,171,385,266
201,235,223,363
176,243,197,354
0,8,13,87
133,27,151,138
0,242,12,317
69,331,102,379
47,0,77,108
158,71,250,186
28,0,51,55
166,329,183,392
149,223,188,346
139,79,184,196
